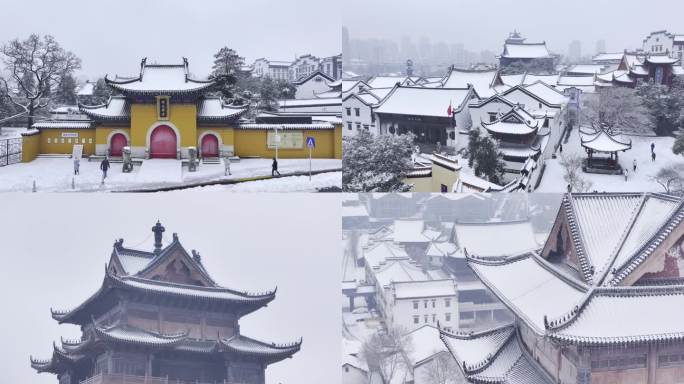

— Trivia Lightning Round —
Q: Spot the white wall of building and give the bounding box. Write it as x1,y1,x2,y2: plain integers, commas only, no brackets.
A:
343,95,377,137
295,73,333,99
643,31,675,55
387,292,459,332
342,364,368,384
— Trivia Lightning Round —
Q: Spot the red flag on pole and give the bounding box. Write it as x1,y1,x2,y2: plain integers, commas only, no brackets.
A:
447,102,453,117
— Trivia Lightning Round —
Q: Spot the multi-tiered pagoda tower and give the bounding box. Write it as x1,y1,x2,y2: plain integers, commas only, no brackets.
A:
31,222,301,384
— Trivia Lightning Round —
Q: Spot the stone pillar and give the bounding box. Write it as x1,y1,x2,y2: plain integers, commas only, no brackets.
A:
647,344,657,384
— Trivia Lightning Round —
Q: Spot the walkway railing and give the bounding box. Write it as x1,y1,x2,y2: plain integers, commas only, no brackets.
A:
80,374,244,384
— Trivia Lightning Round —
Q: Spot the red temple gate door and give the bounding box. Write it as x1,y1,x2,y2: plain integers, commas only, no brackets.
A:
149,125,177,159
201,134,219,157
110,133,127,157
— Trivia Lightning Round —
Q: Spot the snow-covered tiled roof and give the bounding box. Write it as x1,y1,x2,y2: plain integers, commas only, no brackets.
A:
440,324,514,371
375,86,475,118
277,98,341,107
549,286,684,345
393,279,456,299
32,121,94,129
237,122,334,130
105,58,215,96
593,52,625,63
94,324,188,346
579,127,632,153
453,220,540,258
221,334,301,359
392,220,428,243
467,254,587,333
405,325,448,366
197,97,246,121
367,76,412,88
522,82,569,106
502,42,552,59
374,259,429,288
364,241,410,269
441,68,500,98
79,96,130,121
645,54,680,64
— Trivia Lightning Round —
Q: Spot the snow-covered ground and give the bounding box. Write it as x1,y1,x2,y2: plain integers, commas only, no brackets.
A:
0,157,341,192
0,127,27,139
180,171,341,192
536,129,684,193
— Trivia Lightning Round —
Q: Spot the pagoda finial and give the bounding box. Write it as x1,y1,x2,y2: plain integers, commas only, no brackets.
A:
152,221,165,254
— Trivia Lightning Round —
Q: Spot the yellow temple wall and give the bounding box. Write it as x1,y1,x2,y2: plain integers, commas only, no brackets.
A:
21,132,40,162
37,129,96,155
197,126,235,148
130,103,197,148
334,124,342,159
95,126,131,146
234,129,335,158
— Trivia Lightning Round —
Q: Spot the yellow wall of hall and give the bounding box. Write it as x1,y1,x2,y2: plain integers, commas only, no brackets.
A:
334,124,342,159
130,103,197,147
405,176,433,192
197,127,235,148
21,133,40,162
38,129,96,155
234,129,335,158
95,126,131,146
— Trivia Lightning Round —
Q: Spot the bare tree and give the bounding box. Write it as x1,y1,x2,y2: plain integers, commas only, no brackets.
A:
651,164,684,195
560,153,593,192
423,352,465,384
581,87,650,134
0,34,81,128
361,325,413,384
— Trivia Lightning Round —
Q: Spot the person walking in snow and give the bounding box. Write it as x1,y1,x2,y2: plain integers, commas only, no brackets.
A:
100,157,110,180
651,142,655,153
633,159,637,173
624,168,629,181
652,151,657,162
224,155,232,176
272,158,280,176
73,157,80,175
559,143,563,153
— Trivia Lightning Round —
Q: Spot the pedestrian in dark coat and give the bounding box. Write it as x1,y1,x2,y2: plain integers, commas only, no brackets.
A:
100,157,111,179
633,159,637,172
272,158,280,176
651,142,655,153
652,151,656,162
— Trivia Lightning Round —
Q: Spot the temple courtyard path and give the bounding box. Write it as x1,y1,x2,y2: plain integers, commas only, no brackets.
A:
536,129,684,193
0,157,341,192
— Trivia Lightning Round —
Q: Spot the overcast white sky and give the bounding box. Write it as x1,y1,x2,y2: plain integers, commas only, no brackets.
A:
0,0,340,79
0,193,340,384
343,0,684,55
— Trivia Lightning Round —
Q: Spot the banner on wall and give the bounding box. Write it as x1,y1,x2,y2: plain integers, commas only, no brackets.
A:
267,131,303,149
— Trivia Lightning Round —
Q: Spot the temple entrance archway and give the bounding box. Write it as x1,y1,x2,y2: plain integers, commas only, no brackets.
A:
109,133,127,157
149,125,178,159
200,134,219,157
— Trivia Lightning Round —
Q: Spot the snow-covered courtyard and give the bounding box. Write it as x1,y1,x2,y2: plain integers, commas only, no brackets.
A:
180,171,341,192
536,128,684,193
0,157,341,192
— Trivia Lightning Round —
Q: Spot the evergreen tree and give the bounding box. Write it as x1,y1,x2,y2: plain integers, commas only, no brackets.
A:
54,73,77,105
472,135,506,184
343,130,415,192
638,77,684,137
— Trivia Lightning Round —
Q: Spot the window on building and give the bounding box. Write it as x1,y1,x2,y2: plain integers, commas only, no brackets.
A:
423,300,428,308
89,138,93,144
445,299,451,307
431,299,436,308
47,138,51,144
445,313,451,322
363,125,369,130
413,316,419,324
345,366,349,373
354,108,360,116
424,315,428,323
347,123,352,131
356,123,361,131
67,138,72,144
413,300,419,309
60,138,64,143
488,113,497,122
432,314,436,323
82,138,86,144
543,118,549,128
346,107,351,116
441,184,448,193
